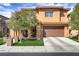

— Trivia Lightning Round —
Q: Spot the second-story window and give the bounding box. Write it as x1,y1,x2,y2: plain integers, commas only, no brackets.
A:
45,10,53,17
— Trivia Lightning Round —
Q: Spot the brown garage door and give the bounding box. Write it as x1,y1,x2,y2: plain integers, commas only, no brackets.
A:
43,26,64,37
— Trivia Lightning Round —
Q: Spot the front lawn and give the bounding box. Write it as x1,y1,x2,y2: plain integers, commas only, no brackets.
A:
13,38,44,46
0,38,4,45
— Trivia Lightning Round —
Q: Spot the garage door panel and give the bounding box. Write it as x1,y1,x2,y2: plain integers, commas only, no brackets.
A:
43,26,64,37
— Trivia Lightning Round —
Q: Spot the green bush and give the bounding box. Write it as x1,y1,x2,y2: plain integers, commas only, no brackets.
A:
0,38,4,45
70,36,79,42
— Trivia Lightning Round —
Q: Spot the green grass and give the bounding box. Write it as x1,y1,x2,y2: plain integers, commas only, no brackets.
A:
0,38,4,45
13,38,44,46
70,36,79,42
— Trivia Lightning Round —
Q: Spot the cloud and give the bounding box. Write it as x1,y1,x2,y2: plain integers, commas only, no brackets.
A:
0,4,14,18
25,3,76,8
42,3,76,8
0,3,11,6
0,11,11,18
0,10,14,18
45,3,62,6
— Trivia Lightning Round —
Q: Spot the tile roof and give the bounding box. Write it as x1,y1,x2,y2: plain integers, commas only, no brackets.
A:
35,6,70,11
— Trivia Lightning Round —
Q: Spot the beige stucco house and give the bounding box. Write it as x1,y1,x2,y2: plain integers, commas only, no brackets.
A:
10,6,70,38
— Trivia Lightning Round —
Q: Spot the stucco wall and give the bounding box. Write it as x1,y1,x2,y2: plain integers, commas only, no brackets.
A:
61,11,68,23
36,9,69,24
37,9,60,23
64,26,69,37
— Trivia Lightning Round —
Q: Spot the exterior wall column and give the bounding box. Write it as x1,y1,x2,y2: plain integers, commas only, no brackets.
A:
64,25,69,37
36,25,41,38
36,24,43,38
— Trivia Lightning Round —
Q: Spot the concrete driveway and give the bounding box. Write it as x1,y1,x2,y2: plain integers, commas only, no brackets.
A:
43,37,79,52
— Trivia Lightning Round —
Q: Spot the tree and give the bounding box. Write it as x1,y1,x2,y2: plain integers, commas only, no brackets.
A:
19,9,37,38
7,8,37,43
7,11,21,42
25,10,37,38
7,11,30,43
70,3,79,40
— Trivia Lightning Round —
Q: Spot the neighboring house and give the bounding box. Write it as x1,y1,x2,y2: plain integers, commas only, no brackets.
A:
0,15,9,37
10,6,70,38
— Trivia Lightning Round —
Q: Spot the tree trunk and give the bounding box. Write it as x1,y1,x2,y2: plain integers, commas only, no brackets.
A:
19,30,23,43
14,30,19,43
27,29,31,38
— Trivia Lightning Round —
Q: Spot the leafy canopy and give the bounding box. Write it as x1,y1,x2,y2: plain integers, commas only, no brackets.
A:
70,4,79,30
7,8,37,30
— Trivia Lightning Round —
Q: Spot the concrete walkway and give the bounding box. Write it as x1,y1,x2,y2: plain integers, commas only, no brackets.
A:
0,37,79,52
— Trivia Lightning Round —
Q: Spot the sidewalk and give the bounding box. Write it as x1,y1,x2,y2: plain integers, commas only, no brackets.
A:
0,45,55,53
0,46,79,53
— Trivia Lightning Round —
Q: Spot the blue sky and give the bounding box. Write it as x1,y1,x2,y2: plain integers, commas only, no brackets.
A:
0,3,76,18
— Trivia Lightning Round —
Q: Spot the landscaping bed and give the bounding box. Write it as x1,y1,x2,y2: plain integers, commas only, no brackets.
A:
0,38,4,45
13,38,44,46
70,36,79,42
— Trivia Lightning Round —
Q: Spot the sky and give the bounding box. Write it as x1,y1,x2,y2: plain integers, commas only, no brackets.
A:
0,3,76,18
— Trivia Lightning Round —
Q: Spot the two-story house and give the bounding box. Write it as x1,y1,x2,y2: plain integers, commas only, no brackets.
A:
36,6,70,37
10,6,70,38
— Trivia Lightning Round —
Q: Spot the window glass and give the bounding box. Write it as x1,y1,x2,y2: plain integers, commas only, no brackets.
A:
45,10,53,17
